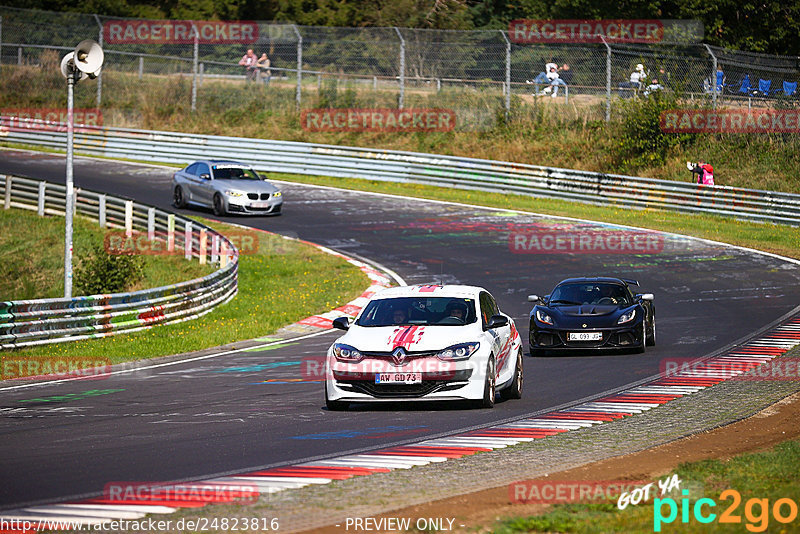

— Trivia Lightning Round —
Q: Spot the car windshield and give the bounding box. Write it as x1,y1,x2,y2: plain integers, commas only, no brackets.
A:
549,283,630,306
212,165,261,180
356,297,477,327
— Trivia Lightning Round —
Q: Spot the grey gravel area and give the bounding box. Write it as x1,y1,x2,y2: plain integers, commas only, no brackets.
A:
204,370,800,532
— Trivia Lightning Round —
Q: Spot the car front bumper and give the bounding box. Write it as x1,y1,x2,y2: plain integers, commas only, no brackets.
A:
529,323,644,351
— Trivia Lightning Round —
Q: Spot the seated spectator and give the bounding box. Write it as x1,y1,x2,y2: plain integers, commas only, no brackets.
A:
527,60,558,93
618,63,647,98
643,78,664,97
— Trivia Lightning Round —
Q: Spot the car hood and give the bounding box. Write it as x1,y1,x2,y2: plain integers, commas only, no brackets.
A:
212,180,279,194
336,324,480,353
552,304,620,317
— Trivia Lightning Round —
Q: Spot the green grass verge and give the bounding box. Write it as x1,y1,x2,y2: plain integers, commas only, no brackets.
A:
3,217,370,365
272,173,800,261
0,207,213,300
491,439,800,533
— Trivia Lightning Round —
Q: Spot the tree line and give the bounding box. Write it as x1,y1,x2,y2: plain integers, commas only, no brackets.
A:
5,0,799,56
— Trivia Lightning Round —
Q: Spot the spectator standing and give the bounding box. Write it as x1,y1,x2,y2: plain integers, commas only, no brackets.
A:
687,160,715,185
238,49,258,82
257,53,271,86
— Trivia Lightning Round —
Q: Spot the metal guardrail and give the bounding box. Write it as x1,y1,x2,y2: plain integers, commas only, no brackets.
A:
2,119,800,226
0,174,239,350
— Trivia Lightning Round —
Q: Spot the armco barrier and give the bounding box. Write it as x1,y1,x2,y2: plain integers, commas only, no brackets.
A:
2,119,799,225
0,175,238,350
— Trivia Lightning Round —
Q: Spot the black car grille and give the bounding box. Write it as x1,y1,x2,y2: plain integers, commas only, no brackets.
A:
246,193,272,200
343,380,456,398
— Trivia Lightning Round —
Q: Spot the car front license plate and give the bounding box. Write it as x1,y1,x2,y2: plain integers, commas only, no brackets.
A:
375,373,422,384
569,332,602,341
250,201,271,208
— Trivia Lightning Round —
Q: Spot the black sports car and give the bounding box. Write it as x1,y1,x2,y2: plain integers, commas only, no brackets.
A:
528,277,655,355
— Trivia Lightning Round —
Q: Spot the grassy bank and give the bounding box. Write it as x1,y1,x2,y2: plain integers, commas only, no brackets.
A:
2,60,800,193
492,438,800,533
0,207,213,300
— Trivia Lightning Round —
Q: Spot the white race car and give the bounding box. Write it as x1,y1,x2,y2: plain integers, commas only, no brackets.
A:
324,284,523,410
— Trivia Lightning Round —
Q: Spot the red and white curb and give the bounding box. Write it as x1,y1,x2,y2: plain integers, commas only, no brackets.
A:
3,316,799,530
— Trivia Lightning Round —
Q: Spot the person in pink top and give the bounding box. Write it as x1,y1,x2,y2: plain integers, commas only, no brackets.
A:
688,160,715,185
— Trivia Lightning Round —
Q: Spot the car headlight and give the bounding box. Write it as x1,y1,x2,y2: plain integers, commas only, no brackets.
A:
436,342,480,361
224,190,245,197
273,191,282,197
333,343,363,362
618,309,636,324
535,309,553,325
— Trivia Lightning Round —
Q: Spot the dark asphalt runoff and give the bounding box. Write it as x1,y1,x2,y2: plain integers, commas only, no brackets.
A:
1,149,799,509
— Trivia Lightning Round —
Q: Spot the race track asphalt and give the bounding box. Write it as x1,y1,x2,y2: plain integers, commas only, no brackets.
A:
1,150,799,509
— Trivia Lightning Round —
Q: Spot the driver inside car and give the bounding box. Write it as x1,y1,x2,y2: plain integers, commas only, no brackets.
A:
444,300,468,322
595,285,619,305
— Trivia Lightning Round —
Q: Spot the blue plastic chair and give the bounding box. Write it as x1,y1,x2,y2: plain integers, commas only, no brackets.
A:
783,81,798,97
716,70,725,92
757,79,772,96
738,75,751,94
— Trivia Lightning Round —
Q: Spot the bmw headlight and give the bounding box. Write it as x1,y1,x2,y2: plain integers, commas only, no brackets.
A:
436,342,480,361
333,343,363,362
224,190,245,197
618,309,636,324
535,309,553,325
273,191,282,197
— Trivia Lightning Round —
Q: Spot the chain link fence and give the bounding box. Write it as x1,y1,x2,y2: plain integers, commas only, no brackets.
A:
1,6,799,128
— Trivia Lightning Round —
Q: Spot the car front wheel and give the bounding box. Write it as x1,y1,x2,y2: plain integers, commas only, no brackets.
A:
213,193,227,216
476,358,496,409
646,315,656,346
325,384,349,411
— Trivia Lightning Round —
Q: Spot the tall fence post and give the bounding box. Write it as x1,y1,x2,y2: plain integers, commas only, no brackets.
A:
98,194,106,227
499,30,511,119
184,221,193,260
124,200,133,237
138,56,143,80
704,44,718,110
602,36,611,122
3,175,10,210
292,25,302,112
167,214,175,251
38,181,46,216
147,207,155,241
93,14,103,108
191,24,199,112
394,27,405,109
0,16,4,69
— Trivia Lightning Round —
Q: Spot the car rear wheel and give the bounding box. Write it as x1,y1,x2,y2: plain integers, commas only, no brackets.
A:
174,186,187,208
505,350,523,400
646,315,656,346
636,323,646,353
324,383,349,411
213,193,227,216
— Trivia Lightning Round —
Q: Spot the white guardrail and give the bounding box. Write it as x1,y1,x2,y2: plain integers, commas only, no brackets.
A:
3,119,800,226
0,175,238,350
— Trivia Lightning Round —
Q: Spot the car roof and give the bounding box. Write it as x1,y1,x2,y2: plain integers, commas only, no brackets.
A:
556,277,638,287
188,160,253,167
371,284,483,300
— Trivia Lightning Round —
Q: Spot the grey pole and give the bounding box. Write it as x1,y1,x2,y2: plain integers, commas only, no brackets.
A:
0,17,4,69
191,24,199,112
602,36,611,122
291,25,302,112
499,30,511,118
394,27,405,109
93,14,103,107
703,44,718,110
64,71,76,298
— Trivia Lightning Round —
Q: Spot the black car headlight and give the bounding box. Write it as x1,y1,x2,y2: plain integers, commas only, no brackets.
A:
535,309,553,325
437,342,480,361
333,343,363,362
618,309,636,324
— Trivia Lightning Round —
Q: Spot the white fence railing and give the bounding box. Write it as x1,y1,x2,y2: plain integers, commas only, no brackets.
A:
0,175,238,350
3,120,800,226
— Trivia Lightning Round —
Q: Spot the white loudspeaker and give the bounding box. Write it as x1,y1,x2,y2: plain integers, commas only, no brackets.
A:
60,52,85,81
73,39,104,79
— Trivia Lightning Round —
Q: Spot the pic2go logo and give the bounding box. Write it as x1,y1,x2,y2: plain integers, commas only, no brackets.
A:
654,489,799,532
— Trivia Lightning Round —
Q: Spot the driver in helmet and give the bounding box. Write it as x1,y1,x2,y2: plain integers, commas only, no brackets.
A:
445,300,468,321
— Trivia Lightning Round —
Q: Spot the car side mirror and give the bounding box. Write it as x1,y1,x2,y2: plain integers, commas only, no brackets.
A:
638,293,654,301
332,317,350,331
527,295,540,303
487,315,509,329
259,173,270,180
199,173,211,180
